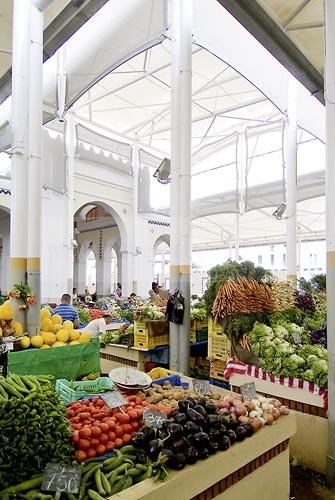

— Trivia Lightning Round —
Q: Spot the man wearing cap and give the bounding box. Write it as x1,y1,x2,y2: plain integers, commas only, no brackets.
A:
78,312,114,338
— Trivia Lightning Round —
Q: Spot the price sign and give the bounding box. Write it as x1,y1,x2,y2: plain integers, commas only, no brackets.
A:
192,379,211,396
292,332,302,345
143,409,167,428
101,390,126,409
240,382,257,402
42,463,81,494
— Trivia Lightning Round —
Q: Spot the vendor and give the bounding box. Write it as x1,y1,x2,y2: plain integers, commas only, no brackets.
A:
79,313,113,338
149,282,159,300
53,294,80,328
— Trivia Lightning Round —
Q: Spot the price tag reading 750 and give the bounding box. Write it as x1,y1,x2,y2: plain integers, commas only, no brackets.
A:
42,463,81,494
143,409,167,428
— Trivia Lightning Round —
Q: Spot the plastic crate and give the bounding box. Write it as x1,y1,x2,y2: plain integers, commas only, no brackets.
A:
209,377,230,390
134,332,169,349
152,374,189,388
55,377,115,405
208,333,231,361
208,316,224,336
209,358,227,380
190,320,208,343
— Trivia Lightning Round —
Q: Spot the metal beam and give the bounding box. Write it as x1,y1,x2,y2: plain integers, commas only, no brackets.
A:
0,0,109,105
286,21,323,32
217,0,324,104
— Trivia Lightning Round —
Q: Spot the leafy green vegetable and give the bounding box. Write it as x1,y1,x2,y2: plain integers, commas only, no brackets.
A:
190,307,207,321
75,307,91,324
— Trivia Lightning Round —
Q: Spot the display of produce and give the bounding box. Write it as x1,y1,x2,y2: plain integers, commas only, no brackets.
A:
75,307,91,325
89,309,104,321
135,303,165,321
0,373,74,489
247,321,328,388
100,324,134,347
190,305,207,322
203,260,272,313
212,276,275,320
271,278,296,311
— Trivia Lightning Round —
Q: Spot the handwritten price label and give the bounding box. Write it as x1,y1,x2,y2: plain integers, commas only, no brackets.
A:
101,390,126,409
240,382,257,402
143,409,167,428
42,463,81,494
192,379,211,396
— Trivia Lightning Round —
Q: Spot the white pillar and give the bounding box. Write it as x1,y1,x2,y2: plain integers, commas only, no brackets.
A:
65,114,75,296
325,0,335,485
77,259,86,294
120,250,133,297
161,246,166,288
285,77,297,282
102,258,112,296
234,213,240,261
132,144,140,295
170,0,192,373
10,0,31,328
26,2,43,334
95,259,104,297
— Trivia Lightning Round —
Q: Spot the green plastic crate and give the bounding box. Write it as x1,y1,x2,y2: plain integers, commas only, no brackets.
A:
55,376,115,405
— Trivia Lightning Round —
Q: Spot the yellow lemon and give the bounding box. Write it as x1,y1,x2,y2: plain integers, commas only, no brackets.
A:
53,341,67,347
0,301,13,321
51,314,62,325
56,329,69,342
41,331,56,346
63,320,74,330
20,336,30,349
40,344,51,349
79,331,92,344
40,308,51,320
13,321,24,336
69,330,80,341
41,318,53,332
30,335,43,348
51,324,63,334
69,340,81,345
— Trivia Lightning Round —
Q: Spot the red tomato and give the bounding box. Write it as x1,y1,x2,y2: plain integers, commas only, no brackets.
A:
99,433,108,444
91,426,102,437
127,402,136,408
95,399,105,408
107,421,116,431
135,408,143,418
127,410,138,422
96,444,106,456
78,439,90,450
71,423,81,431
67,409,75,418
135,397,143,405
92,396,100,403
76,450,87,462
108,431,116,441
99,423,109,433
86,448,97,458
115,413,130,425
122,424,133,434
122,434,132,444
127,395,137,402
71,416,80,424
105,441,115,452
94,413,105,421
71,430,80,443
71,402,81,411
115,426,124,438
79,427,92,439
102,417,109,423
114,438,123,448
131,421,139,431
90,438,100,448
79,412,91,421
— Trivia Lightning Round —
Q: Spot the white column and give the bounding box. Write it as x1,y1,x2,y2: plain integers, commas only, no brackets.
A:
10,0,31,328
120,250,133,297
285,77,297,282
26,3,43,334
161,246,166,288
65,114,75,296
170,0,192,373
235,213,240,261
77,259,86,294
95,259,104,297
325,0,335,485
102,258,112,296
132,144,140,295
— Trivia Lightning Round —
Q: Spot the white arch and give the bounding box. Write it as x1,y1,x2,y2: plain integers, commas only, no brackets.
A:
153,234,170,253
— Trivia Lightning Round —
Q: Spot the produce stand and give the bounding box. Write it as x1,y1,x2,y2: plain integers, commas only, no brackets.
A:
100,344,148,372
227,364,327,473
8,338,100,380
108,413,296,500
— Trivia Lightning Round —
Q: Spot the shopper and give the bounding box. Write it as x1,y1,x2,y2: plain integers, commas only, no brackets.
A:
53,294,80,328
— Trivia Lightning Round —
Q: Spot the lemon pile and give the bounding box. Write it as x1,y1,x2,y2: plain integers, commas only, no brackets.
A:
20,308,92,349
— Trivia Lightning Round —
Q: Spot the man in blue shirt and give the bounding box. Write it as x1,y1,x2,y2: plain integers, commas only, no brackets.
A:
53,294,80,328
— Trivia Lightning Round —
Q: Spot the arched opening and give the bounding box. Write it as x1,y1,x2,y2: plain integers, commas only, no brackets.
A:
153,235,170,290
74,202,124,297
86,248,96,294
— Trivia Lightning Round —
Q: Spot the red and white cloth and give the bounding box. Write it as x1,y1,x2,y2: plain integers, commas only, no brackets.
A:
224,358,328,408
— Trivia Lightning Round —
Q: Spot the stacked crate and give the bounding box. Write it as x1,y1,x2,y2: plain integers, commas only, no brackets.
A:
134,320,169,349
208,316,230,387
190,319,208,343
